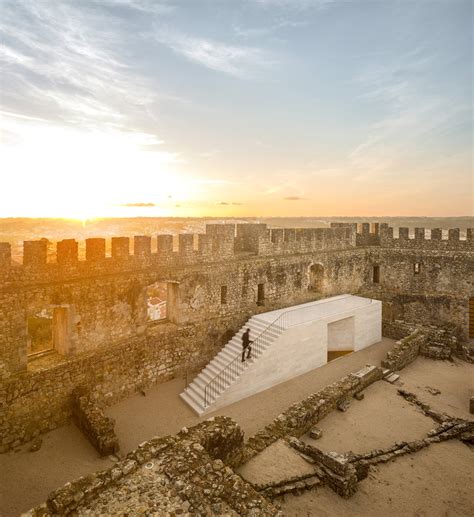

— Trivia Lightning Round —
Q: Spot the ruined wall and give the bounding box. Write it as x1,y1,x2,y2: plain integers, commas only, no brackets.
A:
0,222,472,452
26,417,279,517
0,314,249,452
361,245,473,339
0,223,368,376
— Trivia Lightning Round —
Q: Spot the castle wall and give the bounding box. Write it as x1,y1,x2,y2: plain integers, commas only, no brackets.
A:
0,222,472,451
361,246,473,339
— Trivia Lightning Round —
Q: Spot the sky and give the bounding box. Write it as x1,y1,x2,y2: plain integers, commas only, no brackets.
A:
0,0,472,219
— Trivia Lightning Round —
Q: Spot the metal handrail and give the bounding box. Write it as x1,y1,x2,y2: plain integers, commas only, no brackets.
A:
202,296,373,407
203,310,288,407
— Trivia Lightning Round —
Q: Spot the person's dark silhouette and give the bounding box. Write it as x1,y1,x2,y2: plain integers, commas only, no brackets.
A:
241,328,252,362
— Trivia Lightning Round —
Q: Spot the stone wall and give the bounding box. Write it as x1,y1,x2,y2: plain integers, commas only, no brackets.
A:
0,314,247,452
382,320,460,368
1,221,472,452
381,329,425,371
71,388,119,456
1,222,472,376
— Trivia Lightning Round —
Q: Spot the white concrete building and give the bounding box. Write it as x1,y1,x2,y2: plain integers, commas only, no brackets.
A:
181,294,382,415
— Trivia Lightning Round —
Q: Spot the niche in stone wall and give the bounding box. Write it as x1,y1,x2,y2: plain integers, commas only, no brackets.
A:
309,263,325,292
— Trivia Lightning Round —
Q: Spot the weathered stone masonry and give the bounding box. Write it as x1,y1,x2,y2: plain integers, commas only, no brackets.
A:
0,222,472,451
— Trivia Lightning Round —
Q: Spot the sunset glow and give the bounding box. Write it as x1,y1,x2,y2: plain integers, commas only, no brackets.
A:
0,0,472,218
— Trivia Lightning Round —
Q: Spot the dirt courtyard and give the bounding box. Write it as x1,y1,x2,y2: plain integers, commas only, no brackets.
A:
235,357,473,516
280,358,473,516
0,338,393,516
281,441,473,517
0,340,472,516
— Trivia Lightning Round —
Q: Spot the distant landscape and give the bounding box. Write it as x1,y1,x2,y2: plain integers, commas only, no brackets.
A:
1,216,472,261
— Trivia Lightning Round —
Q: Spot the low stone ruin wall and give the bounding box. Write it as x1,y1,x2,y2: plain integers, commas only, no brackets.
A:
243,365,383,461
71,388,119,456
25,417,279,517
288,437,358,498
283,391,474,501
381,320,462,372
383,320,460,360
381,329,425,371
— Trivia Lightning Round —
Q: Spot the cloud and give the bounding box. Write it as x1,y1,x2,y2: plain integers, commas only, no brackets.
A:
155,28,275,78
97,0,174,15
0,0,174,136
119,202,157,207
347,50,471,182
250,0,335,10
234,19,309,38
283,196,305,201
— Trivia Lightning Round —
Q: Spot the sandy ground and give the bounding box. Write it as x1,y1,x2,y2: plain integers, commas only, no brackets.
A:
279,358,474,516
107,337,395,452
0,338,394,516
281,441,474,517
397,356,473,421
302,380,437,453
238,439,315,486
0,424,114,517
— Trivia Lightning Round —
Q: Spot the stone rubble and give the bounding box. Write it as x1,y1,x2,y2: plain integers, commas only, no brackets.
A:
309,427,323,440
23,416,281,516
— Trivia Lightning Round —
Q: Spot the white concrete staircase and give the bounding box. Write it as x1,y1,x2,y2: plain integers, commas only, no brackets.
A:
180,315,284,415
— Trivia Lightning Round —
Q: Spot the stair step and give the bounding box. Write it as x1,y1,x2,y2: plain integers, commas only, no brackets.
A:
180,391,204,416
181,313,285,414
384,373,400,384
186,383,205,401
182,387,204,409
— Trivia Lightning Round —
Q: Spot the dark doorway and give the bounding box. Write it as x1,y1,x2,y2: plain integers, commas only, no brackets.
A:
469,298,474,338
373,265,380,284
257,283,265,306
309,263,324,292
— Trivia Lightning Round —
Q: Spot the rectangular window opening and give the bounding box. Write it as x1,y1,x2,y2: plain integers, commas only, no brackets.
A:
147,282,168,321
221,285,228,305
257,283,265,306
27,309,54,356
414,262,421,275
373,265,380,284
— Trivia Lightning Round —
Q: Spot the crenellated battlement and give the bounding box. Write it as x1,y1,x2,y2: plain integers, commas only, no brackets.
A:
0,222,357,272
378,223,473,250
329,222,474,250
235,223,356,255
0,222,472,276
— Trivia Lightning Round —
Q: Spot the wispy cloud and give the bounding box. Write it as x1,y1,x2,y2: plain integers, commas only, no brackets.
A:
251,0,335,10
234,19,309,38
346,49,471,182
155,28,275,78
120,202,157,207
98,0,174,15
283,196,305,201
0,0,174,139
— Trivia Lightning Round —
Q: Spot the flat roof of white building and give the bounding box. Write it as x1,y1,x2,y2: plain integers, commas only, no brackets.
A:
256,294,376,325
